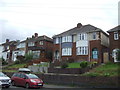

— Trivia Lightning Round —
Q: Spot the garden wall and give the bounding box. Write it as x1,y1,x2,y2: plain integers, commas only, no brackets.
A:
48,68,90,74
4,72,119,88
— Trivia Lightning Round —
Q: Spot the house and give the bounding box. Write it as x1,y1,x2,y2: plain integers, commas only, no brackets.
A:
53,23,109,63
107,25,120,62
0,45,4,58
12,40,26,61
26,33,53,62
0,39,18,62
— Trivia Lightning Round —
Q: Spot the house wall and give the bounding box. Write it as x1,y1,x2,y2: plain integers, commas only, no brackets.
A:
87,32,100,41
89,40,102,63
101,32,109,47
109,31,120,62
0,46,3,58
2,52,8,60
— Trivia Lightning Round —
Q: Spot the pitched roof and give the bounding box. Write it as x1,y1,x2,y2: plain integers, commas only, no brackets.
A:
53,24,103,38
107,25,120,32
26,35,53,42
1,41,17,46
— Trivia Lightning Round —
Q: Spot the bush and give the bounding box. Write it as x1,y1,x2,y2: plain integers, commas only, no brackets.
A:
80,61,88,68
0,57,8,65
25,52,34,62
14,60,21,64
61,63,68,69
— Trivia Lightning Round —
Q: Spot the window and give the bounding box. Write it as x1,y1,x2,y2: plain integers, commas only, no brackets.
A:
55,38,59,44
114,32,119,40
92,48,98,59
33,51,40,59
39,41,43,45
62,36,72,43
28,42,34,46
93,32,96,39
77,46,88,55
62,48,72,56
79,33,87,40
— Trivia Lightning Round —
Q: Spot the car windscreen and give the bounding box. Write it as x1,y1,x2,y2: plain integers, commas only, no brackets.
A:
26,74,39,79
0,72,7,77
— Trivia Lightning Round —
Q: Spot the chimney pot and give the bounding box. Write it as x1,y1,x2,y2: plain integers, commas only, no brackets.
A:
6,39,9,43
77,23,82,28
35,33,38,38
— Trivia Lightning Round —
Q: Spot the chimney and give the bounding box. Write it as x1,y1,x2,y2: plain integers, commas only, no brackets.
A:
77,23,82,28
6,39,9,43
35,33,38,38
32,35,34,38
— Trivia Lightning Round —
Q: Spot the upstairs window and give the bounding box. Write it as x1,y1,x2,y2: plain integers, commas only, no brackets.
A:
55,38,59,44
39,41,44,45
93,32,97,39
79,33,87,40
28,42,34,46
62,36,72,43
114,32,119,40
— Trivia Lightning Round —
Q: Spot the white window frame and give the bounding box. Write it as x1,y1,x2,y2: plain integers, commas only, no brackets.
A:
114,32,119,40
40,41,44,45
79,33,87,40
28,42,34,46
62,36,72,43
62,48,72,56
77,46,88,55
55,38,59,44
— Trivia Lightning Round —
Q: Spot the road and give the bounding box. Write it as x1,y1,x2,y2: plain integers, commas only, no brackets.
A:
1,84,80,90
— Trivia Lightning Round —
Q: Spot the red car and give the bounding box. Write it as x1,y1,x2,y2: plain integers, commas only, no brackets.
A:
11,72,43,89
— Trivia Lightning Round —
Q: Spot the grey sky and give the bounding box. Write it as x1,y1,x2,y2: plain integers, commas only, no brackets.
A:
0,0,119,44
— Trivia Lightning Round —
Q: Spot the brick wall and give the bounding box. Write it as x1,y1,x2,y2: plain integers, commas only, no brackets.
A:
109,31,120,62
4,72,119,88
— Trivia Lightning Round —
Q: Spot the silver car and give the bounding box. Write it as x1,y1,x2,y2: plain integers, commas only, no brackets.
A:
0,72,11,88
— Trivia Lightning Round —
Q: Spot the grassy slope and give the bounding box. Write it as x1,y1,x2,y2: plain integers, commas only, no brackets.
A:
82,62,120,77
2,63,26,72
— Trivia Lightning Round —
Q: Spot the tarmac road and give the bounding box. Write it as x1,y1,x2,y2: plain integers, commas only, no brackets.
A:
1,84,80,90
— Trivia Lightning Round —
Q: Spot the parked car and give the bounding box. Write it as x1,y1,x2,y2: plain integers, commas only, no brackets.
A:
0,72,11,88
11,72,44,89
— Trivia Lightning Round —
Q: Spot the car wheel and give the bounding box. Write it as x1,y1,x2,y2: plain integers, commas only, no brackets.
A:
11,81,15,86
5,86,10,88
25,83,30,89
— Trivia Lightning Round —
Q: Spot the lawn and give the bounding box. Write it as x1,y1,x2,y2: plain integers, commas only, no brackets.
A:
82,62,120,77
67,62,81,68
2,63,27,72
6,63,26,69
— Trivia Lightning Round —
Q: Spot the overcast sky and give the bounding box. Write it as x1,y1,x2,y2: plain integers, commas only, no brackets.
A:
0,0,119,44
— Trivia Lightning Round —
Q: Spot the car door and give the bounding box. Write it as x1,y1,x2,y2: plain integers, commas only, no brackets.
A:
19,73,26,86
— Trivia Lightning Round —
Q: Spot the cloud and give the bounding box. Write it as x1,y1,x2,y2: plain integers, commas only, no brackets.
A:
0,0,119,43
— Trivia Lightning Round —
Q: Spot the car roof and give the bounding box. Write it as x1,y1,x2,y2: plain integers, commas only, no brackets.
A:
18,68,31,72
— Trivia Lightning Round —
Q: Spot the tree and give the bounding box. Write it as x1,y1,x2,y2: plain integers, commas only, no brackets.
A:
24,52,34,62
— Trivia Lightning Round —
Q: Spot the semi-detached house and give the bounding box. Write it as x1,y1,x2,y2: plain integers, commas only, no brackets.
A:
107,25,120,62
53,23,109,63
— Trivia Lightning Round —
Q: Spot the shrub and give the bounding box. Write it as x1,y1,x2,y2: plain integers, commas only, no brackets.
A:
0,57,8,65
80,61,88,68
104,73,110,77
61,63,68,69
25,52,34,62
14,60,21,64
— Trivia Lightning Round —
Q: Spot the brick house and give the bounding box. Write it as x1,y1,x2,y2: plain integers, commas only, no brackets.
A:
107,25,120,62
0,39,18,62
26,33,53,62
53,23,109,63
